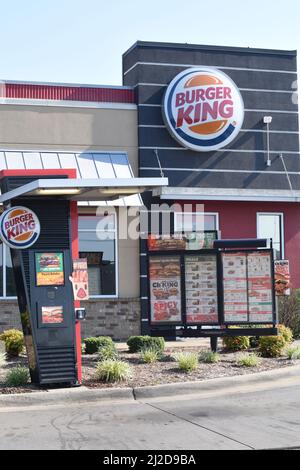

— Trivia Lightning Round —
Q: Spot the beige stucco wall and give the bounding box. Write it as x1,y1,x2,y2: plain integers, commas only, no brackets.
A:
0,103,140,298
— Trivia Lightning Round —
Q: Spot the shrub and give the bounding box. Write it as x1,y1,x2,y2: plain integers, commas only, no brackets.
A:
174,352,198,373
0,329,24,357
278,324,293,344
285,345,300,360
95,360,132,383
223,335,250,352
278,289,300,338
127,336,165,354
84,336,114,355
97,344,118,362
258,335,286,358
199,351,220,364
140,348,161,364
5,366,30,387
237,353,261,368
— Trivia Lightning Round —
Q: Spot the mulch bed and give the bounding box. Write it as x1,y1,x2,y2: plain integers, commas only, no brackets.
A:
82,345,295,389
0,343,297,394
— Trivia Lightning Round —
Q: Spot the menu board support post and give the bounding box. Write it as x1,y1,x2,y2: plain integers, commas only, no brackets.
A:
210,336,218,352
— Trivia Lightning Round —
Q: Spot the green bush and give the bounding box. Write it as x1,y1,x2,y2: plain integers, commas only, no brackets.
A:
237,353,261,368
140,348,161,364
258,335,286,358
174,352,198,373
0,329,24,357
83,336,114,355
278,289,300,338
223,335,250,352
127,336,165,354
285,345,300,360
278,324,293,344
199,351,220,364
5,366,30,387
95,360,132,383
97,344,118,362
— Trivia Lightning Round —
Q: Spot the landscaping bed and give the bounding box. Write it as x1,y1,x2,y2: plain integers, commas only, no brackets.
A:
82,343,295,390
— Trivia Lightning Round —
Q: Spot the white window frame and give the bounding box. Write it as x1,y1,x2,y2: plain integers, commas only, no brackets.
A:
78,212,118,299
256,212,285,259
0,245,17,300
174,212,220,232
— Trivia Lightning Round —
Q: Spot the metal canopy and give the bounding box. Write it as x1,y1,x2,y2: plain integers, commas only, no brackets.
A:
0,177,169,203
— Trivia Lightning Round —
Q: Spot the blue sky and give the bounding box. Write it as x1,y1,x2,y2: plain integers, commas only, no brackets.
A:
0,0,299,85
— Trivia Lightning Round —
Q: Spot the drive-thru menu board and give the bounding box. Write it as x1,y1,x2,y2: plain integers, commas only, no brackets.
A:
247,252,273,322
222,252,248,322
185,255,218,324
222,251,273,323
149,256,182,323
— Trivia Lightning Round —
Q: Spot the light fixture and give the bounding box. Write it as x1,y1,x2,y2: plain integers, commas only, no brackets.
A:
263,116,273,166
35,188,82,196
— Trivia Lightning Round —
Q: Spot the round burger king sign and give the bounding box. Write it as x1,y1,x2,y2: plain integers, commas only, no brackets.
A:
163,67,244,152
0,206,40,249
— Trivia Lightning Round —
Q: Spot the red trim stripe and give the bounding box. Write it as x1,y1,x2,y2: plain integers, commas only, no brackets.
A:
0,83,136,104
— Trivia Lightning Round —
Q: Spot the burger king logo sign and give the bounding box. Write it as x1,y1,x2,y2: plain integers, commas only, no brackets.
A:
163,67,244,152
0,207,40,249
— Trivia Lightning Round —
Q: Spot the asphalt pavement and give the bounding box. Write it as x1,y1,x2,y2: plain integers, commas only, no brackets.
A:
0,369,300,450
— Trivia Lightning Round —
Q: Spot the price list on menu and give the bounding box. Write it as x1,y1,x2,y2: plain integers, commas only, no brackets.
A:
149,256,182,324
222,252,248,322
247,252,273,322
185,255,218,324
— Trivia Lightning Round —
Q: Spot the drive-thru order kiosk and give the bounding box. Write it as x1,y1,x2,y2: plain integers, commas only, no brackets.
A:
0,169,168,386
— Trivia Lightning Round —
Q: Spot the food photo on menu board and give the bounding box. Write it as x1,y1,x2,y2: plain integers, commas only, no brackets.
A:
247,252,273,323
274,260,291,296
222,252,248,323
41,306,64,324
149,256,182,323
35,253,64,286
185,255,218,324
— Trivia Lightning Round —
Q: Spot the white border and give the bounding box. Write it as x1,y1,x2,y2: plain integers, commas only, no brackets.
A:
256,212,285,258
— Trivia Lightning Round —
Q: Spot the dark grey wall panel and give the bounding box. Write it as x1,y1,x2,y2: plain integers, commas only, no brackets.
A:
138,127,300,153
123,41,299,191
137,85,296,111
126,65,297,90
123,42,297,75
139,149,300,173
138,106,299,132
139,167,300,190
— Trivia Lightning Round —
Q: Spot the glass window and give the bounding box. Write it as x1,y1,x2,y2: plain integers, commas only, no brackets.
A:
78,214,117,296
175,212,219,232
257,213,284,260
6,247,16,297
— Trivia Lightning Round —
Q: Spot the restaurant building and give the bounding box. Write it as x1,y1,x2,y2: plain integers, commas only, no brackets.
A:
0,41,299,339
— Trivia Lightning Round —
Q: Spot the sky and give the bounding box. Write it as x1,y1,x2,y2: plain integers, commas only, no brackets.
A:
0,0,299,86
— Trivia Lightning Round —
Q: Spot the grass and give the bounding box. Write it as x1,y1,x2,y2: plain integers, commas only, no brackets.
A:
237,353,261,368
140,348,161,364
174,352,198,373
0,352,6,367
285,345,300,360
95,359,132,383
97,345,118,362
199,351,220,364
5,366,30,387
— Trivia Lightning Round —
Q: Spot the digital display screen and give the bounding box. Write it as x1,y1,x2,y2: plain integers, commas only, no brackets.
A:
35,252,64,286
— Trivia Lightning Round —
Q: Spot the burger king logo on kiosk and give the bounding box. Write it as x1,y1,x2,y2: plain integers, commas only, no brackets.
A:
0,206,40,249
163,67,244,152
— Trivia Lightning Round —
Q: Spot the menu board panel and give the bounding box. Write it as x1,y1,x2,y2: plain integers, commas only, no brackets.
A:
185,255,218,324
149,256,182,323
222,252,248,322
248,252,273,322
147,232,217,251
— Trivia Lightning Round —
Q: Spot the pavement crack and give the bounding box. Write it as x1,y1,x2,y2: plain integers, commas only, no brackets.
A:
145,402,255,450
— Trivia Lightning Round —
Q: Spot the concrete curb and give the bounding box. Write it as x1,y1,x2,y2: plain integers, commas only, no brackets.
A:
0,386,133,408
0,364,300,407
